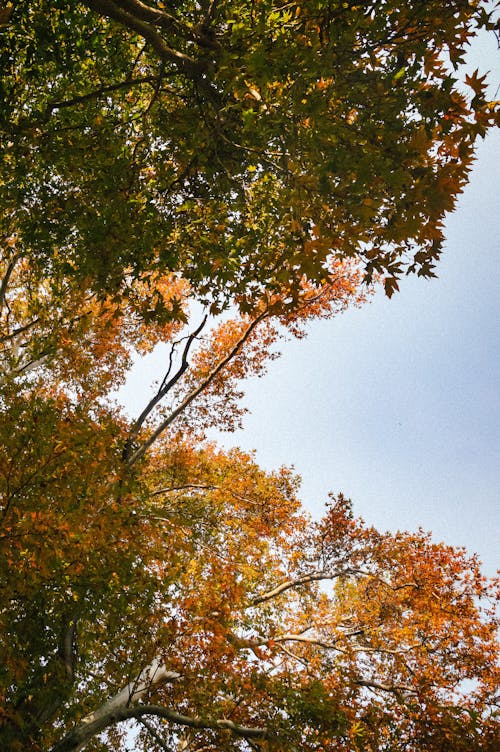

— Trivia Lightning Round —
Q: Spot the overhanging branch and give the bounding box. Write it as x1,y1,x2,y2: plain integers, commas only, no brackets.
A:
121,705,268,739
124,316,207,457
251,568,353,606
84,0,200,71
45,76,161,116
139,718,176,752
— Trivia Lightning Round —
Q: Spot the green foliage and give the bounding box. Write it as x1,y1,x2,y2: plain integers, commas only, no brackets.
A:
1,1,497,308
282,679,349,737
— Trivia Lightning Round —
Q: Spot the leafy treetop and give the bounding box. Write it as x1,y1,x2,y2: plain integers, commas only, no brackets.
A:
1,2,499,750
1,0,498,308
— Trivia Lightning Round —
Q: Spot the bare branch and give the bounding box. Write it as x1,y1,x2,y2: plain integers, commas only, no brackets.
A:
204,0,220,25
126,311,268,465
51,659,182,751
45,76,161,116
82,659,180,724
0,317,40,344
122,706,268,739
251,568,352,606
0,252,21,312
278,644,310,667
273,632,356,651
123,317,207,459
272,634,422,659
11,353,51,378
139,718,176,752
52,692,267,752
61,619,78,683
117,0,189,35
355,678,417,696
150,483,217,497
228,627,368,654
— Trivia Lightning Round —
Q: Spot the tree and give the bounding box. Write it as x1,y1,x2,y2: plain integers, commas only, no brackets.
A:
1,1,498,306
1,259,499,750
1,2,499,750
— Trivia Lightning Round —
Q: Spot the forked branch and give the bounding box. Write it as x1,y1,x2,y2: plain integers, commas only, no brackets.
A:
126,311,268,465
85,0,200,71
51,664,267,752
123,317,207,459
251,567,354,606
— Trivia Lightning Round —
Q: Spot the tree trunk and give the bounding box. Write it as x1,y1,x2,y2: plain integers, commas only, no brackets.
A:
51,659,180,752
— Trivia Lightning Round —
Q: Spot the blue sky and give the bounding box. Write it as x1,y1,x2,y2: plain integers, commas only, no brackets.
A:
120,30,499,577
209,124,500,577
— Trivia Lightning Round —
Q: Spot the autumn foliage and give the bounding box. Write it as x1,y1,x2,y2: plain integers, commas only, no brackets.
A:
1,1,499,751
1,251,499,751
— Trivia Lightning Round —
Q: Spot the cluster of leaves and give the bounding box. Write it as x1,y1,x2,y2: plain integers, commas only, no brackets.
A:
1,0,499,307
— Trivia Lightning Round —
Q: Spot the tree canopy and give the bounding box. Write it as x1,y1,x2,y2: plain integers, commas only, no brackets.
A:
1,257,499,751
1,2,499,751
1,0,498,306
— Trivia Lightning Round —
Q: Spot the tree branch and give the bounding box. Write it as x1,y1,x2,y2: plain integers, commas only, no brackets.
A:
51,666,267,752
126,311,268,465
10,353,51,378
0,252,21,312
279,644,310,667
116,0,189,35
228,627,367,654
139,718,176,752
122,706,268,739
84,0,200,71
0,317,40,344
149,483,217,497
61,619,77,683
251,568,352,606
51,659,181,752
355,678,417,696
45,76,161,116
124,316,207,458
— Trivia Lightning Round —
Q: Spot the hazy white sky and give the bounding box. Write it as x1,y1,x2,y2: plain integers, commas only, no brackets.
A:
120,30,500,577
208,124,500,577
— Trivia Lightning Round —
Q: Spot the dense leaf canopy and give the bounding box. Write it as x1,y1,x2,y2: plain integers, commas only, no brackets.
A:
1,0,498,307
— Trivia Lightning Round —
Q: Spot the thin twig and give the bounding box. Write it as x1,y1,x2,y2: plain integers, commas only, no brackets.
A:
124,316,207,458
139,717,176,751
45,76,160,116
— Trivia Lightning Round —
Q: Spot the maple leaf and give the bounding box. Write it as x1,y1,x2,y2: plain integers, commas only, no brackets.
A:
465,68,489,97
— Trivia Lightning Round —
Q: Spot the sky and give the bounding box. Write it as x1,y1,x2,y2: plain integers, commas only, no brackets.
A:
208,124,500,577
120,30,500,578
